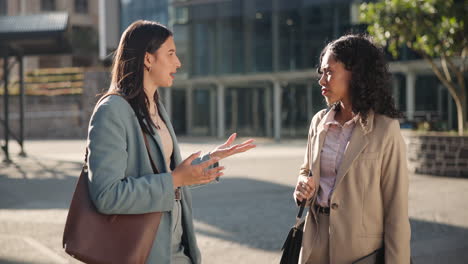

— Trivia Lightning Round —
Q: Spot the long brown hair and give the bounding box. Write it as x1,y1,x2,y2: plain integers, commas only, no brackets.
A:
106,20,173,135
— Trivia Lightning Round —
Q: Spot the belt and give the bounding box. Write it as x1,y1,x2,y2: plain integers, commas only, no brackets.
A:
314,205,330,215
175,188,181,201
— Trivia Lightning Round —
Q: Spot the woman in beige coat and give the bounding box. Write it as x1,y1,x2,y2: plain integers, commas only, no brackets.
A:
294,34,411,264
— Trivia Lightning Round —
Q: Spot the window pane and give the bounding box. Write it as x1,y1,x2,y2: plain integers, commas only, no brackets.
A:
41,0,56,11
250,0,272,72
75,0,88,14
217,1,243,74
120,0,169,32
0,0,7,15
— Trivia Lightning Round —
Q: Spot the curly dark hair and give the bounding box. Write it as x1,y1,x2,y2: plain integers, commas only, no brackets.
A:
318,34,402,122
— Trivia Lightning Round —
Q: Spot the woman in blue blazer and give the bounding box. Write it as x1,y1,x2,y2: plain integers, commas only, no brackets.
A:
87,20,256,264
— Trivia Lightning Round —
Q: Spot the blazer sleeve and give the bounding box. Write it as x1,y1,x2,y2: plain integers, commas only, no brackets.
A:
381,120,411,263
87,101,175,215
294,109,326,207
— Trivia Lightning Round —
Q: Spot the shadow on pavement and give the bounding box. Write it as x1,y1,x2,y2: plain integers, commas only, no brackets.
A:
190,177,298,251
191,177,468,263
0,157,81,209
0,259,46,264
1,158,468,263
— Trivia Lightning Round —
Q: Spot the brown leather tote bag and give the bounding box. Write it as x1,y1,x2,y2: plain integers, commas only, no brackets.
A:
63,132,162,264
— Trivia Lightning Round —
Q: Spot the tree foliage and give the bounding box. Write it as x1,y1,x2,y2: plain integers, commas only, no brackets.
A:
360,0,467,135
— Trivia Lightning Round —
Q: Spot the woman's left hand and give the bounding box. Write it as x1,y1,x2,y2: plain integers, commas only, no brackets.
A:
210,133,256,160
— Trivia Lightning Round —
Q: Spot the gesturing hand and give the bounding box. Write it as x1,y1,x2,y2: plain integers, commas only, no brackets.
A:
210,133,256,160
172,151,224,189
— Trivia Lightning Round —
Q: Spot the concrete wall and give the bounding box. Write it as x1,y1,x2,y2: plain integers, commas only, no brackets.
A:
0,94,86,139
0,71,109,139
404,132,468,177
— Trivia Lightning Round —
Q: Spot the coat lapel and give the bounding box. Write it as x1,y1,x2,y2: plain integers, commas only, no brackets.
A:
313,118,328,191
334,111,374,188
142,118,168,172
157,102,182,167
311,118,328,190
333,125,368,188
143,101,182,173
300,113,329,264
305,112,329,224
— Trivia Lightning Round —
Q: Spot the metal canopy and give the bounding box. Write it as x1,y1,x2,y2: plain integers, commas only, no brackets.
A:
1,12,71,163
0,12,71,56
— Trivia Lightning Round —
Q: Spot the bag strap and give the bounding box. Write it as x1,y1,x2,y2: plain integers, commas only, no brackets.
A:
295,107,333,223
297,200,306,218
142,132,159,174
293,200,307,229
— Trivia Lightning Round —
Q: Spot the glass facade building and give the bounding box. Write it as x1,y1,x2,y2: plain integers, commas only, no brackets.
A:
171,0,361,76
120,0,169,31
117,0,458,139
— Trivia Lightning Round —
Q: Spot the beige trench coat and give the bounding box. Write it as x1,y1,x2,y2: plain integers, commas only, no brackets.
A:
294,108,411,264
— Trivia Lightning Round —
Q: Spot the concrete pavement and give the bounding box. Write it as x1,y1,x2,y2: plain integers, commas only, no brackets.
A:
1,138,467,263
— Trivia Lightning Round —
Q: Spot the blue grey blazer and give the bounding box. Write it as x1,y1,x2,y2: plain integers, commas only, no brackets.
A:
86,95,216,264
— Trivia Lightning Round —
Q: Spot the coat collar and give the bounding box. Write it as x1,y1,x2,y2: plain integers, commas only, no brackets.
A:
318,106,375,135
335,109,375,188
312,108,375,189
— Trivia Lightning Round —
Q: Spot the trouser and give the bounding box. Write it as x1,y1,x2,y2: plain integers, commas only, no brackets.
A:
306,212,330,264
171,200,192,264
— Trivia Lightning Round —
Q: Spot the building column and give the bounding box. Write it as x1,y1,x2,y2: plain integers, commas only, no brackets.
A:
20,0,27,14
392,77,399,109
306,82,313,120
186,84,193,135
273,80,282,141
264,86,272,137
230,89,238,132
217,83,225,139
3,51,11,163
406,72,416,121
252,88,260,135
18,55,26,157
209,87,216,136
98,0,107,60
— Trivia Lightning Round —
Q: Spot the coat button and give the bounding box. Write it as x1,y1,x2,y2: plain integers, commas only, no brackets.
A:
331,203,339,210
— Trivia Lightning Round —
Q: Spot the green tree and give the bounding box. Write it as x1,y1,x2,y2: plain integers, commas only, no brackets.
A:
360,0,467,135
